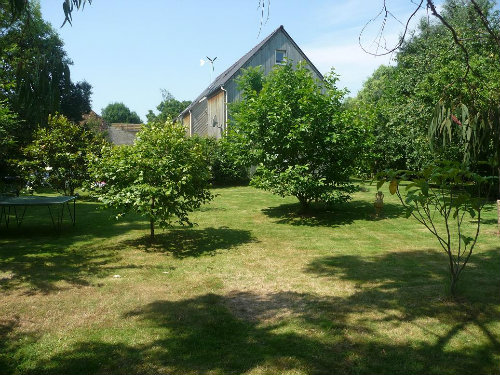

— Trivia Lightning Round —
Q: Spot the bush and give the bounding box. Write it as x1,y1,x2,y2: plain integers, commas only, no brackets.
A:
197,137,249,186
23,113,107,195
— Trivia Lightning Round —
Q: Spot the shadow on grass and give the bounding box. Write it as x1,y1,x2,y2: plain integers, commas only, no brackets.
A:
305,248,500,359
123,227,257,258
0,316,40,375
262,199,404,227
8,249,497,374
306,247,500,308
0,202,146,293
27,282,500,375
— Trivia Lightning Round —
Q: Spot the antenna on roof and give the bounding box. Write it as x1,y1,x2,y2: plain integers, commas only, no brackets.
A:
206,56,217,82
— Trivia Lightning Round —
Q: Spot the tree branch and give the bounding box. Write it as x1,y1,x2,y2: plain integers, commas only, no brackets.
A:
426,0,471,78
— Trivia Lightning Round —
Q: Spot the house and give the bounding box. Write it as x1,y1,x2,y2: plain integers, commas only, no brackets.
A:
80,111,142,145
107,123,143,145
179,25,323,139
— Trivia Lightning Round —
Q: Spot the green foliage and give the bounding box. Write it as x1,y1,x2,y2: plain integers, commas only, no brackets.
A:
146,90,190,124
234,65,265,98
231,63,362,208
356,0,500,173
0,1,92,137
378,161,493,294
101,102,142,124
196,137,249,186
23,113,107,195
88,121,213,237
343,97,377,177
6,0,90,27
0,101,20,174
60,80,93,123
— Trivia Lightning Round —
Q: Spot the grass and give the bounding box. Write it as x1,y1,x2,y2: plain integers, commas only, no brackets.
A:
0,182,499,374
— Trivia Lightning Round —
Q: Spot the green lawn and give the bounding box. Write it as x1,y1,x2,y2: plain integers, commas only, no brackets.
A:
1,183,499,374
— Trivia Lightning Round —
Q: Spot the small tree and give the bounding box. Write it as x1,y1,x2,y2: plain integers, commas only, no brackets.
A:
232,63,363,209
23,113,107,195
89,121,213,238
378,161,492,295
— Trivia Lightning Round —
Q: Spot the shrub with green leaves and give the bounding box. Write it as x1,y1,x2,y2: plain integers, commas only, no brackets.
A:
196,137,249,186
378,161,493,295
89,121,213,237
23,113,107,195
231,62,363,209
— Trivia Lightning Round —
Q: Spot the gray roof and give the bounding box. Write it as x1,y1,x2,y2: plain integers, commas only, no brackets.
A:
180,25,323,117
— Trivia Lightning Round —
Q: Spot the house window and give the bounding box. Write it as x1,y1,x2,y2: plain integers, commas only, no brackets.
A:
275,50,286,65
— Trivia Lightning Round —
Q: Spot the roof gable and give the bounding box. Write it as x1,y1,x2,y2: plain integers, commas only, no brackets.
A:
180,25,323,116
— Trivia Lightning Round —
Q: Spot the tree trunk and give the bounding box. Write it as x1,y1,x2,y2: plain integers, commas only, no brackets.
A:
450,273,458,297
150,197,155,238
150,217,155,238
497,199,500,235
297,195,310,212
498,164,500,234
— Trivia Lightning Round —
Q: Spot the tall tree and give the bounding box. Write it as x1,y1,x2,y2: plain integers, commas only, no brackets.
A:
146,89,190,123
60,80,93,123
0,100,21,178
356,0,500,174
0,1,92,136
101,102,142,124
6,0,90,27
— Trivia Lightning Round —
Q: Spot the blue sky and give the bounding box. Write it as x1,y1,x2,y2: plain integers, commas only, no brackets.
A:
39,0,431,121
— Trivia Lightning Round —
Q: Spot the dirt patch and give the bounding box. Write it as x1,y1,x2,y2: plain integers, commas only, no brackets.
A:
224,290,310,322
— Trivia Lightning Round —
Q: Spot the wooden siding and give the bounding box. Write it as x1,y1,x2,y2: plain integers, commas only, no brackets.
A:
207,90,225,138
186,27,322,137
225,28,322,104
191,98,208,136
182,112,191,136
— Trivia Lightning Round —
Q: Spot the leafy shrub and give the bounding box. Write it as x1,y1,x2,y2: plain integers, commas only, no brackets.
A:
197,137,249,186
23,113,107,195
89,121,213,237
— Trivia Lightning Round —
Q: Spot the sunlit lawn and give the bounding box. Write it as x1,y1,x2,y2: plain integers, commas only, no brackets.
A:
1,182,499,374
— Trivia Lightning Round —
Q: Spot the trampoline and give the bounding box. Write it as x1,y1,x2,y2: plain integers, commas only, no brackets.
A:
0,195,77,229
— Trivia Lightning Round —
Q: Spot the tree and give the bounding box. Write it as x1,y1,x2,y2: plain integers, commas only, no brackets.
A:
146,89,191,124
0,100,21,178
378,162,492,295
362,0,500,228
355,0,500,174
231,63,363,209
23,113,107,195
101,102,142,124
88,121,213,238
60,80,93,123
1,1,93,136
